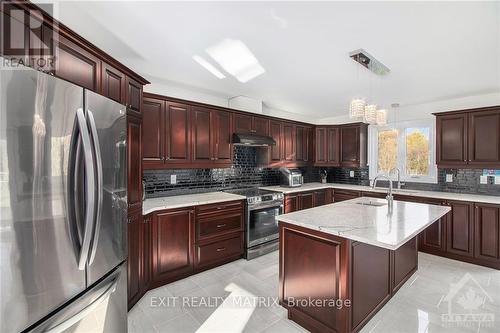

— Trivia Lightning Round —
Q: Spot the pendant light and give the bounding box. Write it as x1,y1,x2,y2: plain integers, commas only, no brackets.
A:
376,109,387,125
350,99,366,119
364,104,377,124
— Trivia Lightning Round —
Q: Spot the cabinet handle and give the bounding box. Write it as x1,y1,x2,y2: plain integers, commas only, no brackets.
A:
216,247,226,252
216,224,226,228
127,218,133,224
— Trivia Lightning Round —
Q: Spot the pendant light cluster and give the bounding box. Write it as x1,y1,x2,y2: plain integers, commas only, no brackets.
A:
348,49,390,126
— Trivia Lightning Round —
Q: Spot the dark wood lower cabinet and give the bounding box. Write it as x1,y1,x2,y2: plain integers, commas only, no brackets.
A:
474,203,500,263
284,194,299,213
127,210,143,309
418,199,447,253
284,188,334,214
446,201,474,257
334,189,361,202
298,192,314,210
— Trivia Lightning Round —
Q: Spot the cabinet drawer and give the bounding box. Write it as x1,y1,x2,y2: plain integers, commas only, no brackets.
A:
197,212,244,241
196,233,243,268
196,200,244,216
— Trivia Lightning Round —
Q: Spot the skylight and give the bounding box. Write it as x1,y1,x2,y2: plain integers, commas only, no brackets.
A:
192,55,226,79
206,39,265,83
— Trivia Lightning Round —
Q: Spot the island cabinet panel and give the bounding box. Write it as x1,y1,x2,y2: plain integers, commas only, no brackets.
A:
417,198,447,253
280,225,347,333
351,242,391,331
446,201,474,257
151,208,195,286
468,109,500,165
284,194,299,214
392,237,418,293
474,204,500,262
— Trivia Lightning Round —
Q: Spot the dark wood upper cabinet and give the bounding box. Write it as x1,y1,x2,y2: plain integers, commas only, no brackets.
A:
340,123,367,167
126,76,143,116
283,123,296,162
142,96,164,168
152,208,194,285
446,201,474,257
127,116,143,211
436,113,468,166
269,120,283,163
314,127,327,165
192,107,213,163
295,126,312,163
213,111,232,164
474,203,500,262
165,102,191,164
436,107,500,168
101,62,126,104
327,127,340,165
253,117,270,136
54,35,101,92
468,109,500,165
233,114,253,133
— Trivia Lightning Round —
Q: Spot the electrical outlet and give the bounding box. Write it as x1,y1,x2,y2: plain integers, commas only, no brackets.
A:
479,175,488,184
446,174,453,183
349,170,355,178
170,174,177,185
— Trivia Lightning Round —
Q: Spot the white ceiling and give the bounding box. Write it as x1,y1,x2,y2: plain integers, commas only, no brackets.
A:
45,1,499,119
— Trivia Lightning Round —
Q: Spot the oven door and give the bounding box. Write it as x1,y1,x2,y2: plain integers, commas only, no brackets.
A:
247,203,283,247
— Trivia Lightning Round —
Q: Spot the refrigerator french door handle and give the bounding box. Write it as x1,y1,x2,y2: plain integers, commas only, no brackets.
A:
86,110,103,266
44,272,120,333
75,108,96,270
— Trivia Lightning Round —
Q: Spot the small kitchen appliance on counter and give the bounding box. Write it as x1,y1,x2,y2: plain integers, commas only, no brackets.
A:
279,167,303,187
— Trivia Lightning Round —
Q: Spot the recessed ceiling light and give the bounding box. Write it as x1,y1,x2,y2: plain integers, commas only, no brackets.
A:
192,55,226,79
206,39,265,83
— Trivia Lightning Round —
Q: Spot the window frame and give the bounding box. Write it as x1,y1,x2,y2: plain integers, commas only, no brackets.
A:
368,119,437,184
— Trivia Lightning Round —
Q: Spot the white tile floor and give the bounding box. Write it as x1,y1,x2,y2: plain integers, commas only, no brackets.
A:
128,251,500,333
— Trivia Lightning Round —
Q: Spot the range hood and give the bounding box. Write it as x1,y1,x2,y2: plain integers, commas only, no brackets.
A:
232,133,276,146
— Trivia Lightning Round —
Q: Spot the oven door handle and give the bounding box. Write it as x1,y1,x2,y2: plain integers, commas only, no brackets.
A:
248,203,284,211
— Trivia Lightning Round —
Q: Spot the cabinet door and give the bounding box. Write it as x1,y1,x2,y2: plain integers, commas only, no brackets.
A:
142,215,152,291
269,121,283,163
54,35,101,91
474,204,500,262
468,109,500,166
101,62,125,103
284,194,298,213
127,116,143,210
418,199,447,253
126,76,143,116
127,210,143,308
340,125,360,166
315,127,327,164
214,111,232,163
253,117,270,136
142,97,164,167
234,114,253,133
295,126,306,162
327,127,340,165
299,192,314,210
436,113,468,166
283,123,295,162
446,201,474,257
192,107,213,163
334,190,360,202
313,190,327,207
152,209,194,284
165,102,191,164
1,7,28,58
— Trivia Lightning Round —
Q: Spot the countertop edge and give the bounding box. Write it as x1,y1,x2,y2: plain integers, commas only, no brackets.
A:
142,194,246,215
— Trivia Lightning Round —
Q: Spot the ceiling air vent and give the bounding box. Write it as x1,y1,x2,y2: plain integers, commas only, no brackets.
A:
349,49,390,76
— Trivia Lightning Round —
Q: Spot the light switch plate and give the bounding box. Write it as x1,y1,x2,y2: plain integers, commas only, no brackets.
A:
480,175,488,184
446,174,453,182
170,174,177,184
349,171,355,178
495,176,500,185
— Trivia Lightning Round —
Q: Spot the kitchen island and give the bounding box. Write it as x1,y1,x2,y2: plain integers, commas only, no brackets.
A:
277,197,451,333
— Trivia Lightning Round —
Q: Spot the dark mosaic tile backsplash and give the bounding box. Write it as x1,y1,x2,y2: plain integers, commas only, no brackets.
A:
144,146,500,198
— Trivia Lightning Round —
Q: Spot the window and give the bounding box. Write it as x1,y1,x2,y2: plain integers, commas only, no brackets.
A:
369,119,437,183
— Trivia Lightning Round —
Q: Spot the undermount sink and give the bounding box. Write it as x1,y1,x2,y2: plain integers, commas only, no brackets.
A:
356,200,387,207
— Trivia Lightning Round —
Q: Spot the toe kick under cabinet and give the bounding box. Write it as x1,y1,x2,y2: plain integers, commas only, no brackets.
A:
148,200,245,288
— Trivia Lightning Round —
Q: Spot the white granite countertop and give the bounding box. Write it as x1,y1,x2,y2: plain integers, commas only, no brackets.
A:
143,192,246,215
261,182,500,205
278,197,451,250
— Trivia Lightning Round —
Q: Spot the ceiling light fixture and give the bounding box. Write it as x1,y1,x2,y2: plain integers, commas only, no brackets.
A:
349,99,366,119
364,104,378,124
192,55,226,79
206,39,265,83
376,109,387,125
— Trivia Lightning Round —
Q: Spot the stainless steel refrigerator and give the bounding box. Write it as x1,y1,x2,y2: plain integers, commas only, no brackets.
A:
0,65,128,332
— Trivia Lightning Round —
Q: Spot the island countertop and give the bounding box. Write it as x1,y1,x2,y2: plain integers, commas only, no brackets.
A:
277,196,451,250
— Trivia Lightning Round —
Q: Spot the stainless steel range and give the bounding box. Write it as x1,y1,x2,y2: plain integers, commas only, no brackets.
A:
225,188,284,259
